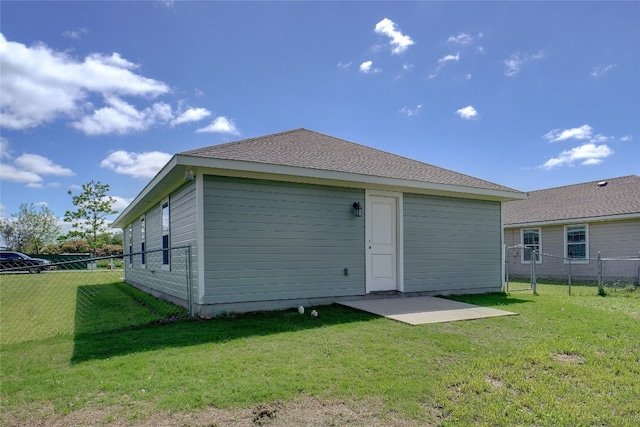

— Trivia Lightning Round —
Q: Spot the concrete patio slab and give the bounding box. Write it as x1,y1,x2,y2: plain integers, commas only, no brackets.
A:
338,296,517,325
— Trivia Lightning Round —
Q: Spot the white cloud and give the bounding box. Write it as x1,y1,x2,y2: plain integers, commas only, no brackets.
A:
0,163,44,187
100,150,172,179
171,107,211,126
590,64,616,77
447,33,473,45
71,97,173,135
503,50,545,77
111,196,134,210
337,61,352,69
14,154,74,176
437,53,460,64
62,27,88,40
542,143,613,169
619,135,633,142
399,105,422,117
543,124,593,143
456,105,478,120
0,140,74,188
0,137,9,159
0,34,170,131
430,53,460,77
196,116,240,135
359,61,381,74
374,18,415,54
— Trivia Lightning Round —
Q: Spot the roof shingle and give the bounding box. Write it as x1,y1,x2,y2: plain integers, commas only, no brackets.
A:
503,175,640,225
181,128,518,193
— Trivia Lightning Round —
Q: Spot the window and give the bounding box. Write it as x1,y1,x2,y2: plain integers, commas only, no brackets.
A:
521,228,541,263
565,225,588,262
161,198,170,269
128,225,133,265
140,216,146,267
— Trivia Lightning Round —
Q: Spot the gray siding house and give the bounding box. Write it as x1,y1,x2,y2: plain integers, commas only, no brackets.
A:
503,175,640,281
112,129,525,316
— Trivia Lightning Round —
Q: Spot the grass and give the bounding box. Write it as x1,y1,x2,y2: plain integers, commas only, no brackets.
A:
1,276,639,426
0,271,187,345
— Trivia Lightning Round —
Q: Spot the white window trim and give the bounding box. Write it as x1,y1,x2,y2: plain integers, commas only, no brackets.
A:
520,227,542,264
140,215,146,268
128,225,133,266
161,197,171,271
564,224,589,264
364,189,404,293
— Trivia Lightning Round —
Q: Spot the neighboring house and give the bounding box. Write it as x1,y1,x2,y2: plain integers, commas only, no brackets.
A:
112,128,525,316
503,175,640,281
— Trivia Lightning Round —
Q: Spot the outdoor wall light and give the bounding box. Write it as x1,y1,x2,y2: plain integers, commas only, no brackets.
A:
353,202,363,217
184,168,195,181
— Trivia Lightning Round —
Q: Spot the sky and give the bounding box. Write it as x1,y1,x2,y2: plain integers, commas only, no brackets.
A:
1,1,639,235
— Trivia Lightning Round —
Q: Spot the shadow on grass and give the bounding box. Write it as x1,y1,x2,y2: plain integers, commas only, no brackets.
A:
72,283,376,364
442,292,534,307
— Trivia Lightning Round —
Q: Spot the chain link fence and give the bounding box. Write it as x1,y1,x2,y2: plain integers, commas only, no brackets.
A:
0,247,192,345
505,245,640,295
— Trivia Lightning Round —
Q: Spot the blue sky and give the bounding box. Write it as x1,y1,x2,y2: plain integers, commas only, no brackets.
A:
1,1,638,234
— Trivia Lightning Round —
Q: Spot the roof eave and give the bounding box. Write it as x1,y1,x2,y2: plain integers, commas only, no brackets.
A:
186,155,525,200
112,154,526,228
504,212,640,228
111,155,180,229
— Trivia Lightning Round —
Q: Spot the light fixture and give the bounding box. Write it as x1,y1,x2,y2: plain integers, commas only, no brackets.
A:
352,201,363,217
184,168,195,181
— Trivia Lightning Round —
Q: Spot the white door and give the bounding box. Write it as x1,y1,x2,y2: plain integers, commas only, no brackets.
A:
366,195,398,292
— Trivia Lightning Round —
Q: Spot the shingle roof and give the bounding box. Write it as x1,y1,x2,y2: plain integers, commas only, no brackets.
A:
180,128,518,193
503,175,640,226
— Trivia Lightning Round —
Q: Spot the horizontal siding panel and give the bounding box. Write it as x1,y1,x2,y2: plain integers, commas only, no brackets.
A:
506,219,640,280
123,182,197,302
203,176,365,302
203,286,360,304
403,193,502,293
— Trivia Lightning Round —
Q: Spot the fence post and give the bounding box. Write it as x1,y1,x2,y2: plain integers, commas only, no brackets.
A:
504,245,510,293
637,251,640,288
597,252,604,296
532,249,537,295
568,256,572,296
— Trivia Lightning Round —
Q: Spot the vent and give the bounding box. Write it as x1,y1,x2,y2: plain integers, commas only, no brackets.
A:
597,181,608,187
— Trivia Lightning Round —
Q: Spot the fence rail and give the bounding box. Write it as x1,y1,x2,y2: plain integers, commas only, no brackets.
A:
505,245,639,295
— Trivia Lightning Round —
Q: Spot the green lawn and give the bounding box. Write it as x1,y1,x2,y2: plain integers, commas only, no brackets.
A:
1,275,639,426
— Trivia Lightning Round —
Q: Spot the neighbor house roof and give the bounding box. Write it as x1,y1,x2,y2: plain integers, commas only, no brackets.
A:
113,128,525,228
181,128,518,193
503,175,640,227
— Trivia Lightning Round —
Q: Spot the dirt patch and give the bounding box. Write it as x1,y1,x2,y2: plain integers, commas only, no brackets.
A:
552,352,585,364
1,394,426,427
485,376,503,389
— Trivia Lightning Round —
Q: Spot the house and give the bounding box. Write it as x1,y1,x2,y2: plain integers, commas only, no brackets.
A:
112,128,525,317
503,175,640,281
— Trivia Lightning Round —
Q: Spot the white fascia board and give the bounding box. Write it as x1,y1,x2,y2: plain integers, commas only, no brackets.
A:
177,155,526,202
504,212,640,229
111,155,180,229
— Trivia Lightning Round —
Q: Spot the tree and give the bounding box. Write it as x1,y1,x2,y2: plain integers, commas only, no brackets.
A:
64,180,118,255
0,203,61,254
0,220,29,252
